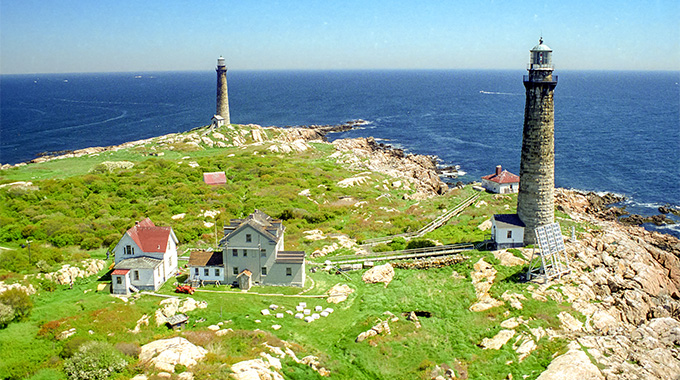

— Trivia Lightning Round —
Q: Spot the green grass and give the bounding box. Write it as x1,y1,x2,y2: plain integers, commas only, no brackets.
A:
0,123,587,379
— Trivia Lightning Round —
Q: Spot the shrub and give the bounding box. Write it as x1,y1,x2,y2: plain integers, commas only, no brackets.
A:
63,341,127,380
61,337,89,358
114,342,141,358
0,303,14,327
406,239,436,250
0,288,33,321
79,237,102,250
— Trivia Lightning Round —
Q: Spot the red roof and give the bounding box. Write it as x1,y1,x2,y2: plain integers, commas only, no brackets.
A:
203,172,227,185
112,269,130,275
126,218,172,253
482,170,520,184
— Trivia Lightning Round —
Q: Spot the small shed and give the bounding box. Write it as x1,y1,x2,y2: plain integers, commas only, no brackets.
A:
111,268,132,295
203,172,227,186
166,313,189,330
237,269,252,291
492,214,525,249
481,165,520,194
211,114,225,128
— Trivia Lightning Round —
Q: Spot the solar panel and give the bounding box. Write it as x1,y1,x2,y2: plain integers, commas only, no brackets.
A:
526,222,570,282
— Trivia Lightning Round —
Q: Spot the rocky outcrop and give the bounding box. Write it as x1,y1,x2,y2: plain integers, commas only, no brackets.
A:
533,189,680,379
535,343,604,380
468,258,504,312
154,297,208,326
39,259,105,285
331,137,448,197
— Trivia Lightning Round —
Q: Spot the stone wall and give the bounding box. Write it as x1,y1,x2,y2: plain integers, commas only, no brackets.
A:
517,79,556,245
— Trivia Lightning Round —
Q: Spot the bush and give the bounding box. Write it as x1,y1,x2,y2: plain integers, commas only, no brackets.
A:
405,239,436,250
61,337,89,358
0,303,14,327
114,342,141,358
79,237,102,250
0,288,33,321
63,341,127,380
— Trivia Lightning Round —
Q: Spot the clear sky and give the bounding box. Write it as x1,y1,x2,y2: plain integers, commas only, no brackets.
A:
1,0,678,74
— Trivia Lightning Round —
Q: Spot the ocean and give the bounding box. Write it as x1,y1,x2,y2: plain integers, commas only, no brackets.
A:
1,70,679,237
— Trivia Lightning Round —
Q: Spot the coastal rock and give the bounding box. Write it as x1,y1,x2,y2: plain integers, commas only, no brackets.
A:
480,329,515,350
535,345,604,380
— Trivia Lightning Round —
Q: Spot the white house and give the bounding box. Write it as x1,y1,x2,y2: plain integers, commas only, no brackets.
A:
111,218,179,295
481,165,520,194
492,214,525,249
187,250,223,285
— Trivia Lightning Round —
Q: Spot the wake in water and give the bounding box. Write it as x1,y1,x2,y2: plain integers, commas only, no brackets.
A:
479,90,520,95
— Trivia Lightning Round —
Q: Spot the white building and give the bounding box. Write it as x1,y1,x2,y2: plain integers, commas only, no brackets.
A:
482,165,520,194
187,250,223,285
492,214,525,249
111,218,179,295
187,210,305,289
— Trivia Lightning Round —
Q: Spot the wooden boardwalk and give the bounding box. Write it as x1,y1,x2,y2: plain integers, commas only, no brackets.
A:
360,194,480,247
326,243,474,265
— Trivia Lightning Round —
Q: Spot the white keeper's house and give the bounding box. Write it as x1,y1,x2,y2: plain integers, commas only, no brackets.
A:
481,165,520,194
111,218,179,295
491,214,525,249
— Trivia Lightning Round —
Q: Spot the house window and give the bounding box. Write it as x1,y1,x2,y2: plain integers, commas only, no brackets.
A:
232,249,238,257
233,267,238,275
260,249,266,257
507,231,513,239
243,249,248,257
286,267,292,276
246,234,252,243
116,277,122,284
215,268,220,276
125,245,134,255
134,271,139,281
261,267,267,276
204,268,209,276
195,268,199,276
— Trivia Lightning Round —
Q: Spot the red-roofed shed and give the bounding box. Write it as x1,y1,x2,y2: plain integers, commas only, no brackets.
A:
203,172,227,185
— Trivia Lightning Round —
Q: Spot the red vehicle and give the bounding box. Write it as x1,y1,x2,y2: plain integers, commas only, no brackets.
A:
175,285,195,294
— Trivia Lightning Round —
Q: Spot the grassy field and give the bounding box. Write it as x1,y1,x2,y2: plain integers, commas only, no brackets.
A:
0,124,579,379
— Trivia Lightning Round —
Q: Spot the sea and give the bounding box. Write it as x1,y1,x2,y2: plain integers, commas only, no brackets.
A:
1,70,679,237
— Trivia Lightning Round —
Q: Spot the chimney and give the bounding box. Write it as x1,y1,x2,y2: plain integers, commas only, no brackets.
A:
495,165,502,176
135,221,139,226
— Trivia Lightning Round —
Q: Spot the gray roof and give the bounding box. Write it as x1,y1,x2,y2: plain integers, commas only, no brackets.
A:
224,209,284,243
275,251,305,264
493,214,526,229
115,256,163,270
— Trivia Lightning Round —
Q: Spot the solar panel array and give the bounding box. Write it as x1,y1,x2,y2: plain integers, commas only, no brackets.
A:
535,223,565,257
526,222,570,281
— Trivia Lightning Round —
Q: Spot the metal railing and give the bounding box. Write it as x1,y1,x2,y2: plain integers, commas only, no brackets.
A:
360,194,480,247
325,243,475,265
523,75,558,84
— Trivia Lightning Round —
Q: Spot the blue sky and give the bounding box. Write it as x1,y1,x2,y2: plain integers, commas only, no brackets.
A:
1,0,678,74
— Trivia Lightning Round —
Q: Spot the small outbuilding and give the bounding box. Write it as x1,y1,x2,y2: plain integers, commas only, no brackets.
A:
211,114,225,128
203,172,227,186
188,250,223,285
481,165,520,194
492,214,525,249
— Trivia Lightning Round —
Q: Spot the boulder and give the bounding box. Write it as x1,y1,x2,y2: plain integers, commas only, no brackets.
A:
362,263,394,286
480,329,515,350
231,358,284,380
139,337,207,372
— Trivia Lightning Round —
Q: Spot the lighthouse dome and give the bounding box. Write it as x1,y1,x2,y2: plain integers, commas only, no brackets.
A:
531,38,552,52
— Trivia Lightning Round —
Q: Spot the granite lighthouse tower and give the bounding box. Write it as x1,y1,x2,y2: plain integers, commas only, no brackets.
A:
516,38,558,245
216,56,230,124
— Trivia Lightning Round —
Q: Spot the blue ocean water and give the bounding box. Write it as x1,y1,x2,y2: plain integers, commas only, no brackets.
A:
1,70,679,236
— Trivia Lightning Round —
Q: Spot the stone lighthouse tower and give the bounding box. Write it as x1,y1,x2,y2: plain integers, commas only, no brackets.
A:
216,56,230,124
517,38,558,245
